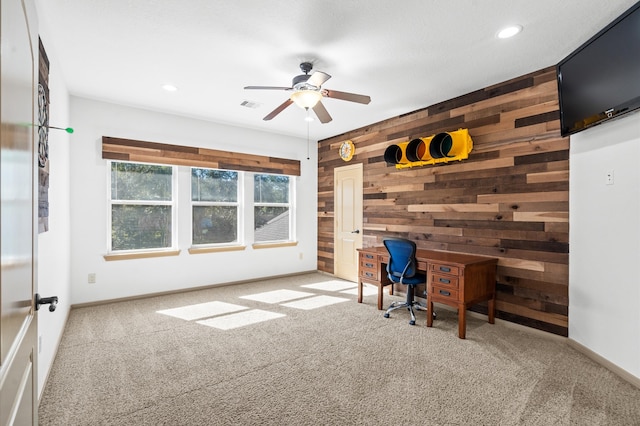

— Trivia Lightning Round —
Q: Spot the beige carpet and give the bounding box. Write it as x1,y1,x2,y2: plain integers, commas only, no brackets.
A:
39,273,640,425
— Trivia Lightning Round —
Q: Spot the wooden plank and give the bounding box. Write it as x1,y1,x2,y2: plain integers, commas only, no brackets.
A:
102,143,165,157
498,201,569,213
513,211,569,223
373,183,426,194
411,232,500,248
526,170,569,184
102,136,301,176
496,300,568,327
477,191,568,203
463,227,568,243
502,249,569,264
103,136,198,153
407,203,499,213
498,257,545,272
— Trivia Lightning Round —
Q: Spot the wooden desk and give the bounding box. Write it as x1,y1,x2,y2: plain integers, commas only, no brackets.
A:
357,247,498,339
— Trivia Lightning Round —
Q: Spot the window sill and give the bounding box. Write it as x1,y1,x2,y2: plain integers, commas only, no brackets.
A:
252,241,298,249
188,245,246,255
103,249,181,261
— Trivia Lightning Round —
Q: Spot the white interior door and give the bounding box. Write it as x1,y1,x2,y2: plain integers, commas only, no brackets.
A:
1,0,38,424
334,163,363,282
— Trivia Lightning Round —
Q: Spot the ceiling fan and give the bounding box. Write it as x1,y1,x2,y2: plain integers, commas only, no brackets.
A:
244,62,371,123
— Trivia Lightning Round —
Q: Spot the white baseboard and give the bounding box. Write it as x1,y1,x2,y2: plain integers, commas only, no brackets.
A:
38,306,71,403
71,270,319,309
568,339,640,389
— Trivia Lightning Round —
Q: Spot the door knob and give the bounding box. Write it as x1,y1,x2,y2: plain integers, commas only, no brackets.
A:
35,293,59,312
351,229,360,234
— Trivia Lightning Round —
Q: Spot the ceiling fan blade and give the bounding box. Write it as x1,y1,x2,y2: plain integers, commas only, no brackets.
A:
244,86,293,91
306,71,331,88
323,89,371,104
312,101,332,123
263,99,293,121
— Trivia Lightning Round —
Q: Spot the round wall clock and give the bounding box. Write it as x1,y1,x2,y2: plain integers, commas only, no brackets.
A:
339,140,355,161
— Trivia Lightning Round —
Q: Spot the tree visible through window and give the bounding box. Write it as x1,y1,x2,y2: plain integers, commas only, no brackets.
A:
254,174,291,242
110,162,174,251
191,168,239,245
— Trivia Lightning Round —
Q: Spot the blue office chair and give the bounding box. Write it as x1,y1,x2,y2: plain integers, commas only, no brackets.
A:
382,238,431,325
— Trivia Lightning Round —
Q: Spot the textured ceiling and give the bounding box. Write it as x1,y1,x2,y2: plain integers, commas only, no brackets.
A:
36,0,638,141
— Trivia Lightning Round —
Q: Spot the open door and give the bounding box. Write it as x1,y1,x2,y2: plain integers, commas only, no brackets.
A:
334,163,363,282
1,0,38,423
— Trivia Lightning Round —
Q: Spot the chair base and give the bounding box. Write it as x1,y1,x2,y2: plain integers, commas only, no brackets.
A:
383,300,425,325
382,282,435,325
383,300,435,325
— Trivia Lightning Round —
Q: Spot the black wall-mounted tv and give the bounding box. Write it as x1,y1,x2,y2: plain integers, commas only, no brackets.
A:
557,1,640,137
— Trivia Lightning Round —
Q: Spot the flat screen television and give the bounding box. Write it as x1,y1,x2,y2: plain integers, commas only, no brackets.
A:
557,1,640,137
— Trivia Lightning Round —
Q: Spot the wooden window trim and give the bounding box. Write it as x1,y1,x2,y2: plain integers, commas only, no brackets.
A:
104,250,181,261
188,245,247,255
102,136,301,176
252,241,298,249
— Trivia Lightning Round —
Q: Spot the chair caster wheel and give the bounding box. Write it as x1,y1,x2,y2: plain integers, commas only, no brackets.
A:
383,313,390,318
409,320,415,325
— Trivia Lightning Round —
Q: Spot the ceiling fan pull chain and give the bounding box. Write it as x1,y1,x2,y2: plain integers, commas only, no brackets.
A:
307,110,311,160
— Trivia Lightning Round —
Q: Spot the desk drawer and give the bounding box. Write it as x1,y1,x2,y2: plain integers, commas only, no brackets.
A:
360,258,377,270
430,285,459,301
360,269,378,281
359,252,379,281
360,262,378,277
360,252,377,262
430,272,459,289
430,263,460,276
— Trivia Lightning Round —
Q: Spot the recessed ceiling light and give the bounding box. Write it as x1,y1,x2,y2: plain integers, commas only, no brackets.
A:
497,25,522,39
162,84,178,92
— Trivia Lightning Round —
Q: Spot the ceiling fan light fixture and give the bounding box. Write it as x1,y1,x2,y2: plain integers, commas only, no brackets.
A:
290,89,322,109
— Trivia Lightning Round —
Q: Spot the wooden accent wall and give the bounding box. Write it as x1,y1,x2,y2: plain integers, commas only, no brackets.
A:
102,136,301,176
318,67,569,336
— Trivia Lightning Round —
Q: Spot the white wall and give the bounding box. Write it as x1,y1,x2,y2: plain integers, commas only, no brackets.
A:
569,112,640,380
69,97,318,305
36,6,73,398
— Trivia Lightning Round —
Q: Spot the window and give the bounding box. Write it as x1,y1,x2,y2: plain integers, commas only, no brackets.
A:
109,161,175,252
191,168,240,245
108,163,295,255
254,174,292,243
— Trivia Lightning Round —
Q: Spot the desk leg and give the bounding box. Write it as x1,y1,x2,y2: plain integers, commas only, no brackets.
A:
488,296,495,324
357,280,363,304
377,284,384,310
458,305,466,339
427,300,434,327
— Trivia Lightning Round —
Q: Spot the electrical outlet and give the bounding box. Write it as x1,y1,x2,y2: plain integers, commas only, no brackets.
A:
299,252,303,260
606,170,614,185
88,273,96,284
